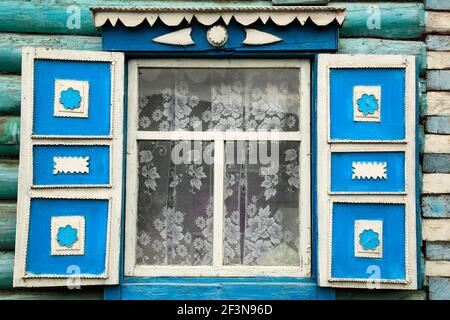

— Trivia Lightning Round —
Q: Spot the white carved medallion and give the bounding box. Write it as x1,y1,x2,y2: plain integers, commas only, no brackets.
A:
352,161,387,180
353,86,381,122
54,79,89,118
243,29,283,45
207,25,228,47
354,220,383,259
152,28,195,46
53,156,90,175
51,216,85,256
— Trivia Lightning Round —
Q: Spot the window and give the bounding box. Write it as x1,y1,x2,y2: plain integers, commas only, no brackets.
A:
125,59,310,277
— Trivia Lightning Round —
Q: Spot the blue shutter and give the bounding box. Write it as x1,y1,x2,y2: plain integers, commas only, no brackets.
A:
14,48,124,287
317,54,418,289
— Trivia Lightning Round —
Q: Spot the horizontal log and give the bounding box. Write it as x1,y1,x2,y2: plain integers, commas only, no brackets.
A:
0,1,425,40
422,173,450,194
427,51,450,69
336,289,426,300
426,261,450,277
0,75,20,115
426,35,450,51
428,70,450,90
426,116,450,134
425,0,450,11
426,12,450,34
422,195,450,218
425,135,450,153
429,277,450,300
423,154,450,173
0,33,101,74
427,242,450,261
423,218,450,241
427,92,450,116
0,160,18,200
0,202,16,250
0,251,13,289
339,38,426,76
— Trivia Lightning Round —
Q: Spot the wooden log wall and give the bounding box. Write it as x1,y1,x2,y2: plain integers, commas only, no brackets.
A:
0,0,434,299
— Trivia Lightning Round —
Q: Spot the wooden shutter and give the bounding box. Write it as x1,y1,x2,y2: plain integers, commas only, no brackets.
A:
13,48,124,287
317,54,418,289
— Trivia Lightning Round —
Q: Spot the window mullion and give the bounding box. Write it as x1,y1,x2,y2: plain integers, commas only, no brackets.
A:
212,139,225,268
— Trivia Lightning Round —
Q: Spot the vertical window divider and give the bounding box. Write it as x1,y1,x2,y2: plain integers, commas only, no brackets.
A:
213,139,225,268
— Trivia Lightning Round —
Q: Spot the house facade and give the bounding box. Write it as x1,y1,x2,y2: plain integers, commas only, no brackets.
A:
0,0,449,300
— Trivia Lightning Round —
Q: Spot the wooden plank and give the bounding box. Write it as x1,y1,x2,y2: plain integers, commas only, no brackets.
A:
0,160,18,200
0,33,101,74
423,218,450,241
422,195,450,218
0,288,102,300
427,51,450,69
0,251,13,289
423,174,450,194
426,12,450,34
425,135,450,153
336,289,426,300
423,154,450,173
426,35,450,51
0,202,15,250
426,261,450,277
429,277,450,300
425,116,450,134
339,38,426,76
427,92,450,116
0,117,20,157
428,70,450,90
273,0,328,4
427,242,450,261
426,0,450,11
0,75,20,115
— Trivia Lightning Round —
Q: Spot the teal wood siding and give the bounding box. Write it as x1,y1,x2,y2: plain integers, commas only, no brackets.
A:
0,0,443,299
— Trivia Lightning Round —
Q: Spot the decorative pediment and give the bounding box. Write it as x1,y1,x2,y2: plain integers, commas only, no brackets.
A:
91,6,346,28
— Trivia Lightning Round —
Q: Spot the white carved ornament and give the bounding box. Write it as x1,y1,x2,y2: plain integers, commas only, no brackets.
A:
352,161,387,180
243,29,283,45
153,28,195,45
53,156,90,174
206,25,228,47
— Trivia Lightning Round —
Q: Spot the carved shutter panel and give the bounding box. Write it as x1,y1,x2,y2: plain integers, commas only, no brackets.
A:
14,48,124,287
317,54,418,289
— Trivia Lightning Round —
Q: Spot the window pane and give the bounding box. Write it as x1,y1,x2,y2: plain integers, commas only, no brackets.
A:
136,140,214,266
223,141,300,266
138,68,300,132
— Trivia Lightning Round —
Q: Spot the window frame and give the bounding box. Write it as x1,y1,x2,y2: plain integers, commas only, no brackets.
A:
124,59,311,278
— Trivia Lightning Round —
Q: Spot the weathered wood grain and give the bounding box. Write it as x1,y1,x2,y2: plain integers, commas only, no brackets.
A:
429,277,450,300
0,75,20,115
424,154,450,173
0,117,20,157
427,51,450,69
425,116,450,134
426,0,450,11
427,92,450,116
0,251,13,289
273,0,328,4
0,160,18,200
427,242,450,261
423,218,450,241
0,33,101,74
427,70,450,90
339,38,426,76
336,289,426,300
0,202,15,251
422,195,450,218
426,261,450,277
425,135,450,153
426,35,450,51
426,12,450,34
422,174,450,194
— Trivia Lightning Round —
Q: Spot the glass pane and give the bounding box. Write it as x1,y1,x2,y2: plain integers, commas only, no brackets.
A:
136,140,214,266
138,68,300,132
223,141,300,266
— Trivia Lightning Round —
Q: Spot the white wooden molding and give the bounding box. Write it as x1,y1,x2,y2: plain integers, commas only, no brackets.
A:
152,28,195,46
422,174,450,194
243,29,283,45
423,219,450,242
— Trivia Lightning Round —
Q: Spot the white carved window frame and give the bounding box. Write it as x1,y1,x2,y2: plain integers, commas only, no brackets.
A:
124,59,311,277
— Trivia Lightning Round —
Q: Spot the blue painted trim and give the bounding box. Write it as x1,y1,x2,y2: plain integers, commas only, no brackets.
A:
415,57,422,289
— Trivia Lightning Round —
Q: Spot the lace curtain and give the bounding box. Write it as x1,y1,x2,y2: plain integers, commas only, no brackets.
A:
136,68,301,267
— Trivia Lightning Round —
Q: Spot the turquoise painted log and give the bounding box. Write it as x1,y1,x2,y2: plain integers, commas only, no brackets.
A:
0,75,20,115
427,243,450,261
0,251,13,289
273,0,328,4
428,70,450,91
0,33,101,74
419,124,425,154
336,289,426,300
0,160,18,200
426,116,450,134
0,117,20,157
429,277,450,300
426,36,450,52
0,202,16,251
422,195,450,218
419,79,427,118
0,1,425,40
425,0,450,10
0,288,103,300
338,38,426,76
423,154,450,173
